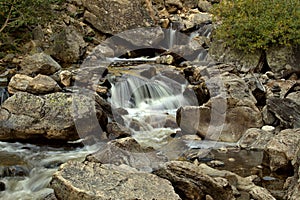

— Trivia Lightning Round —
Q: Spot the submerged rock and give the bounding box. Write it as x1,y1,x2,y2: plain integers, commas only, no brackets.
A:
0,92,108,141
51,161,181,200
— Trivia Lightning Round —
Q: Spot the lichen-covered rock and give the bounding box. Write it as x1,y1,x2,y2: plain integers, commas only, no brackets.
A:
263,128,300,172
50,161,181,200
0,92,108,141
82,0,154,34
20,53,61,76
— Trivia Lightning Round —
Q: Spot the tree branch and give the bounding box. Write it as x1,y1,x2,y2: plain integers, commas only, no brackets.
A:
0,0,16,33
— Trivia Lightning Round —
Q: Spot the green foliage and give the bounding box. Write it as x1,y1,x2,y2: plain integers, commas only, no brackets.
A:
212,0,300,52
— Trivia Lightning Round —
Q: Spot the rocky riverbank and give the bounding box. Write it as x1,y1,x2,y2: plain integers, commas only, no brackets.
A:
0,0,299,199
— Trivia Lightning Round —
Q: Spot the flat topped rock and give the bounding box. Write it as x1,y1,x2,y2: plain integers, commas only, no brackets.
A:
51,161,181,200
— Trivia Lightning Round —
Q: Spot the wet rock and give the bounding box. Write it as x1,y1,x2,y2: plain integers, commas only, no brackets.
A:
20,53,61,76
0,181,5,191
0,92,108,141
153,161,235,200
1,165,29,177
86,137,167,171
156,55,174,65
48,25,86,63
106,122,131,139
238,128,273,150
266,97,300,128
51,161,181,200
263,128,300,172
82,0,154,35
140,66,156,78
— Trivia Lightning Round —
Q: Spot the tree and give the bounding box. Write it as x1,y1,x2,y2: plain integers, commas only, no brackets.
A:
212,0,300,53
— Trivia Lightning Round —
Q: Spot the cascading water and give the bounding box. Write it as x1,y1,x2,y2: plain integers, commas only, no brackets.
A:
0,142,99,200
109,72,194,149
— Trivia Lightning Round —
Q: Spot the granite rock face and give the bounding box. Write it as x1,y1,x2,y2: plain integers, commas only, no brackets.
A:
51,161,181,200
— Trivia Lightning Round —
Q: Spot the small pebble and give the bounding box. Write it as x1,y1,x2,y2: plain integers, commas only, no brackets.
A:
228,158,235,162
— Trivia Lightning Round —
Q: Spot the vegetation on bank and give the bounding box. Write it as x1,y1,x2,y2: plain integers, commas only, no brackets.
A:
0,0,64,55
212,0,300,52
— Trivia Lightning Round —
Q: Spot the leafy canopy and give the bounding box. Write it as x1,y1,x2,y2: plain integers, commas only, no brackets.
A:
212,0,300,52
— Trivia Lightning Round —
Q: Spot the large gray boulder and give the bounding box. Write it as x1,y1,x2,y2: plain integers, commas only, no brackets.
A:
0,92,107,141
263,128,300,172
50,161,181,200
82,0,154,35
177,71,263,142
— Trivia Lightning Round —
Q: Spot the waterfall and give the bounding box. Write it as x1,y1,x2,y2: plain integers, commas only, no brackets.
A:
109,73,193,149
168,23,176,49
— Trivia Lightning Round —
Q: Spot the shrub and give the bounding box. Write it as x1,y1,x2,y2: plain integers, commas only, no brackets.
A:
212,0,300,52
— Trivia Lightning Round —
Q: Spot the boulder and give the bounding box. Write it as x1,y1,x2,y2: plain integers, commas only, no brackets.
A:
50,161,181,200
8,74,33,94
20,53,61,76
266,97,300,128
263,128,300,172
238,128,274,150
198,0,212,12
0,92,107,141
177,71,263,142
86,137,167,172
82,0,154,35
8,74,61,94
153,161,236,200
59,70,73,87
48,26,86,63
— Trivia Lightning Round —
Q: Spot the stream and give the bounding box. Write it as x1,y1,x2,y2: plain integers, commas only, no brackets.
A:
0,24,287,199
